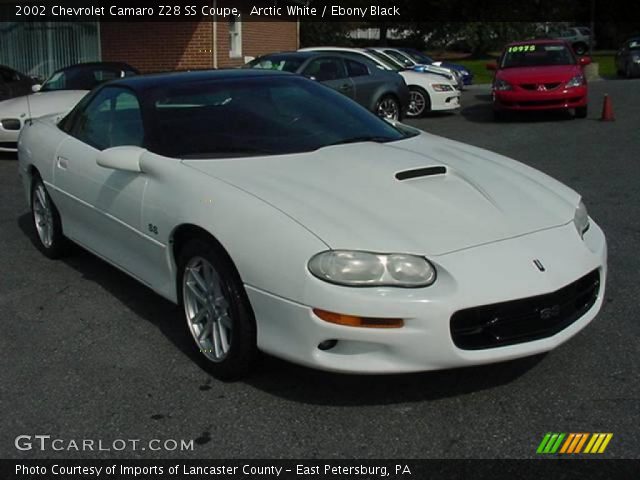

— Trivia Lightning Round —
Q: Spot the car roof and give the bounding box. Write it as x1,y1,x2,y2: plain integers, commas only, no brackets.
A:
256,51,321,60
108,69,294,93
507,39,570,47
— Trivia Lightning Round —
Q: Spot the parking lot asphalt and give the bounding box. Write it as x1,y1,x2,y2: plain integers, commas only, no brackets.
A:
1,79,639,460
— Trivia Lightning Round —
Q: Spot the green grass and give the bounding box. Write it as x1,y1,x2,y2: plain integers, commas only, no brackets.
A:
438,53,617,84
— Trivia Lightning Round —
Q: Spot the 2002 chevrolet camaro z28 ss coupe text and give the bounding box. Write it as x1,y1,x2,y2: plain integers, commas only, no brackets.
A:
18,70,607,379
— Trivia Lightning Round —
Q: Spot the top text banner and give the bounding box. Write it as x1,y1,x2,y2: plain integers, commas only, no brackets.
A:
1,0,639,22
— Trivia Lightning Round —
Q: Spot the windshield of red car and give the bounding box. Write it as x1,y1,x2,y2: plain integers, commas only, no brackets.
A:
501,44,576,68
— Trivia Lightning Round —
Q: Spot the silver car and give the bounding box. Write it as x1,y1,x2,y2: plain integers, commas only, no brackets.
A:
245,51,410,120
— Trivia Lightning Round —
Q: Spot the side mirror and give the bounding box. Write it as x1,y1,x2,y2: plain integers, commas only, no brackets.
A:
432,61,442,66
31,84,41,93
96,146,145,173
579,56,592,66
486,62,497,71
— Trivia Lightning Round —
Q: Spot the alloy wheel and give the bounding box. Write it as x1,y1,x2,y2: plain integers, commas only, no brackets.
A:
377,97,399,120
408,91,426,117
32,183,54,248
182,256,233,362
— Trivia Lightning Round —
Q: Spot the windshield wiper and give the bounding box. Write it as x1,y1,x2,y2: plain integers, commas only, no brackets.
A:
322,136,398,148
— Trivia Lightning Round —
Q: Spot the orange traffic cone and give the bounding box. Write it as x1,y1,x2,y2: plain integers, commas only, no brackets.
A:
600,94,615,121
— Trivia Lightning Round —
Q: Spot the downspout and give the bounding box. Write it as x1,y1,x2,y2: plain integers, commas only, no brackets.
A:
212,0,218,68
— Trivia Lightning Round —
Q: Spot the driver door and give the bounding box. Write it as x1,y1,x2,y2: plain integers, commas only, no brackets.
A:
53,86,151,284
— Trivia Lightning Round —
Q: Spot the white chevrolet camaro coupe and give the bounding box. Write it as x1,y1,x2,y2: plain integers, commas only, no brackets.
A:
18,70,606,380
0,62,138,152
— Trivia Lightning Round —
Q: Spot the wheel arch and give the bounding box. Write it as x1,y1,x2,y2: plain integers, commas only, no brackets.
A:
171,224,238,273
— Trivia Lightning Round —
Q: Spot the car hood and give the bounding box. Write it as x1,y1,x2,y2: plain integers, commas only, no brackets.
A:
400,70,456,87
496,65,582,84
0,90,87,119
183,133,579,256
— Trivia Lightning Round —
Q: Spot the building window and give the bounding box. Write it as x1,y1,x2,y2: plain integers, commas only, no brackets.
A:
229,15,242,59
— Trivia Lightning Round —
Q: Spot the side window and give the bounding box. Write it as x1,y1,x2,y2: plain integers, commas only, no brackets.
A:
346,60,370,77
70,87,143,150
302,58,347,81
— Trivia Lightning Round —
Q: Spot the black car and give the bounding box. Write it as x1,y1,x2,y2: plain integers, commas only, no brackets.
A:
0,65,35,101
33,62,140,92
615,37,640,78
244,51,409,120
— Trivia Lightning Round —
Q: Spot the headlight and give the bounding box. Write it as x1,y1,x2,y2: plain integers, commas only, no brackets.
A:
574,200,590,237
308,250,436,287
565,75,585,88
432,84,454,92
493,79,512,91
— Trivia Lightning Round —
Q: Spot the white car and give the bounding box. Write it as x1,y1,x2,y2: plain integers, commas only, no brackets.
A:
367,47,464,90
0,62,138,152
19,70,607,379
300,47,460,117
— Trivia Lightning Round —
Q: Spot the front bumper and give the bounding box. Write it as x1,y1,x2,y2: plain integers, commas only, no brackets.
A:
247,221,606,374
430,88,461,111
493,85,587,111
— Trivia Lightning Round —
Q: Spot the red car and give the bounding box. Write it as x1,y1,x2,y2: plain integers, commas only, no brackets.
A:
488,40,591,120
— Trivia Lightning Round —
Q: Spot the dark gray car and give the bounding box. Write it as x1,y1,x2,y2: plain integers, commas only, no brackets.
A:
615,37,640,78
0,65,35,101
244,51,409,120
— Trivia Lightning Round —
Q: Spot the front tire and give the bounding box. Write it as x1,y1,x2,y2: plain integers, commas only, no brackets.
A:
407,87,430,118
177,238,257,380
30,175,69,259
574,106,588,118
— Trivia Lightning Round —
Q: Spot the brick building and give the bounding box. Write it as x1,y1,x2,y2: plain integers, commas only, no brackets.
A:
0,14,299,78
101,18,299,73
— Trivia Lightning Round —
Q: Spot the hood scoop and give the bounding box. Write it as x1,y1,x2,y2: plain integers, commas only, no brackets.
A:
395,166,447,181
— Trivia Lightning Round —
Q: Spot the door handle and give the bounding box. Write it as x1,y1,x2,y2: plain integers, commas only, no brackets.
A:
56,156,69,169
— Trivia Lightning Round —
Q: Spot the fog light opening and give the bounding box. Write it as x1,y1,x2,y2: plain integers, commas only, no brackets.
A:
318,339,338,351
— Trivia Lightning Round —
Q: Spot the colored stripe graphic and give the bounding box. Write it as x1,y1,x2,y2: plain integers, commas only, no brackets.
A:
538,433,613,454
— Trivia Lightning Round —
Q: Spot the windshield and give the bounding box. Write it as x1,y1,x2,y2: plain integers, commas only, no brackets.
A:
363,50,403,71
501,43,576,68
383,50,415,67
41,66,136,92
402,49,434,65
144,76,414,158
245,57,303,73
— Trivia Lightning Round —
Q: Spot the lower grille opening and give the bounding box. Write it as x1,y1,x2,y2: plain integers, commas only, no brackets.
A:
451,270,600,350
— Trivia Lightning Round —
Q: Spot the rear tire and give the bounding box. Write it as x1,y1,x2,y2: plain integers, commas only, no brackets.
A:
574,106,588,119
30,175,69,259
407,87,430,118
375,95,400,121
177,238,257,381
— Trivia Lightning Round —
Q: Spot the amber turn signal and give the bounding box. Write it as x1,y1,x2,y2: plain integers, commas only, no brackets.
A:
313,309,404,329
